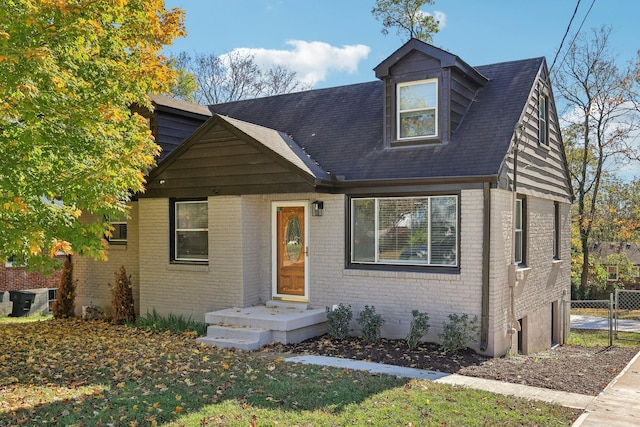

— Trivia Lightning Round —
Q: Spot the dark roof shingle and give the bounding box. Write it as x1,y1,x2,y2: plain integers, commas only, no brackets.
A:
155,56,544,183
205,57,544,182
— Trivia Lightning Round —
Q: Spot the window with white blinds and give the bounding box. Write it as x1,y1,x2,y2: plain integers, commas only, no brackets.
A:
351,196,457,267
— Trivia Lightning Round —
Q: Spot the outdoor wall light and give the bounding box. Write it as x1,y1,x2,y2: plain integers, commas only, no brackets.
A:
311,200,324,216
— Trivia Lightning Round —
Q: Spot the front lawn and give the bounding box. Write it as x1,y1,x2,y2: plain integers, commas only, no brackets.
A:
0,318,579,426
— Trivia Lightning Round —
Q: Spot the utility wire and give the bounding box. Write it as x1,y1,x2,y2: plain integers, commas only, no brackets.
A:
550,0,597,74
549,0,582,73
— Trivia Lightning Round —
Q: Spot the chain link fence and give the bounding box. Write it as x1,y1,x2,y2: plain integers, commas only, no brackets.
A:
569,290,640,344
614,289,640,341
569,295,614,346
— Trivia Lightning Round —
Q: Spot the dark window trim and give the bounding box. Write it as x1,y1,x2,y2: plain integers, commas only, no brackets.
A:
106,215,128,246
553,201,560,260
345,192,461,273
169,197,209,265
515,196,527,266
388,73,446,148
538,93,549,146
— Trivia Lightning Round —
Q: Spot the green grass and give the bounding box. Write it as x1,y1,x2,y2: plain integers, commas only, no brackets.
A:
568,328,640,347
133,308,208,335
0,312,52,324
0,319,580,426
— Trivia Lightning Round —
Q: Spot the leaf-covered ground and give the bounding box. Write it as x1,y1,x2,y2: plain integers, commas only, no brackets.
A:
0,319,580,426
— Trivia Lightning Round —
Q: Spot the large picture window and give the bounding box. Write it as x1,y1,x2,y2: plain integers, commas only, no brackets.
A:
397,79,438,140
351,196,457,267
172,200,208,262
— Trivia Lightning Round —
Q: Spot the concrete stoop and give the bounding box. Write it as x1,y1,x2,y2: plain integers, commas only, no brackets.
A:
197,301,327,351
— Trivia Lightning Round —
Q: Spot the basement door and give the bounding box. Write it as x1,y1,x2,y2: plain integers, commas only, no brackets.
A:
272,202,309,301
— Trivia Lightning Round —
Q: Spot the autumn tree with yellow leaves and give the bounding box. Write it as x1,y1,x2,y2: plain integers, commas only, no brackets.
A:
0,0,185,272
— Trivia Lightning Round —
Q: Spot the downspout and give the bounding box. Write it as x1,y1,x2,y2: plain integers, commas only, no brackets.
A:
480,181,491,351
509,123,524,337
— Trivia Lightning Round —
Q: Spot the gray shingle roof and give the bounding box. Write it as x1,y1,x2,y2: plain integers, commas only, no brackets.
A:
201,57,544,182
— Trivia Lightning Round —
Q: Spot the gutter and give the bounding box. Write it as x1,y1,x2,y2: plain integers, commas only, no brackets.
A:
480,181,491,351
332,174,499,189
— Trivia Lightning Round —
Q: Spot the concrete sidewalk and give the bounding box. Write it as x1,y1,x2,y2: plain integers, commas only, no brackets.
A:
286,348,640,424
572,350,640,427
286,355,594,409
571,314,640,332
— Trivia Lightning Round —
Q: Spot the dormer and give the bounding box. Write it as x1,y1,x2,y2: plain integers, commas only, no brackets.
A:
374,39,489,147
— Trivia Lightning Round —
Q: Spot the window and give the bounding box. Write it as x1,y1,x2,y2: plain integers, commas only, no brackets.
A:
48,288,57,313
351,195,457,267
515,198,526,265
172,200,208,262
397,79,438,140
553,202,560,260
107,214,127,244
607,265,619,282
538,94,549,145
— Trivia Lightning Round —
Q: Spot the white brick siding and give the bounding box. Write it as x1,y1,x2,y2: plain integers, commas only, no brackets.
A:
74,203,140,317
74,187,570,356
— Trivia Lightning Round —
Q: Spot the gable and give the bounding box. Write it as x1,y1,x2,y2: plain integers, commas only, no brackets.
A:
497,61,573,202
143,41,572,198
147,94,212,162
142,115,330,199
374,39,488,147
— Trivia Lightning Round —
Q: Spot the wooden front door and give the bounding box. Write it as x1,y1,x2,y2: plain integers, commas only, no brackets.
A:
275,205,307,298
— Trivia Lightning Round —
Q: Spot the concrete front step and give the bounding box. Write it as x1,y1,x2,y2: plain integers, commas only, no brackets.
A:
199,304,327,350
196,336,263,351
204,305,326,331
196,325,273,351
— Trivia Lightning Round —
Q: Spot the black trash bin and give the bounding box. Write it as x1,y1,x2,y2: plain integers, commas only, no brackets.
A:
9,291,36,317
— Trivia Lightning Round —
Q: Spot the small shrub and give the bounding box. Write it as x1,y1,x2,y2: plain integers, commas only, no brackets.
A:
438,313,479,354
326,303,352,340
406,309,430,350
110,266,136,325
52,255,76,319
357,305,385,344
135,308,207,336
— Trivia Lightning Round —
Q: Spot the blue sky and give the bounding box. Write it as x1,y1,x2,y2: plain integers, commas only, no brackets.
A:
163,0,639,89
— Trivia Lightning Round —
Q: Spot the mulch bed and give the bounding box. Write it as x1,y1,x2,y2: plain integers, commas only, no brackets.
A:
264,335,639,396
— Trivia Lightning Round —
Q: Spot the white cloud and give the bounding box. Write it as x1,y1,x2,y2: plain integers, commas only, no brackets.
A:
416,10,447,29
433,11,447,29
225,40,371,87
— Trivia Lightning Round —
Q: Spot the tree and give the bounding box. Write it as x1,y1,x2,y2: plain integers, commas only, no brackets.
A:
170,51,311,104
52,255,75,318
590,177,640,242
555,26,640,292
0,1,185,272
167,57,198,103
371,0,440,43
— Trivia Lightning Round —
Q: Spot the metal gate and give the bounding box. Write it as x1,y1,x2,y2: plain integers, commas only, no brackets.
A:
614,289,640,341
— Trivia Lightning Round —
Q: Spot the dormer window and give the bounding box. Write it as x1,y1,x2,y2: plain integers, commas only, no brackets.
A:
397,79,438,140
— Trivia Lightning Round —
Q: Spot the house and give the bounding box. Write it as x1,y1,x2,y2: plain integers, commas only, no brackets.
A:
74,39,572,356
590,242,640,290
0,260,61,316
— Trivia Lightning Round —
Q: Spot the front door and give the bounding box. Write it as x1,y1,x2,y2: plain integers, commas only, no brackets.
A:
273,203,308,300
